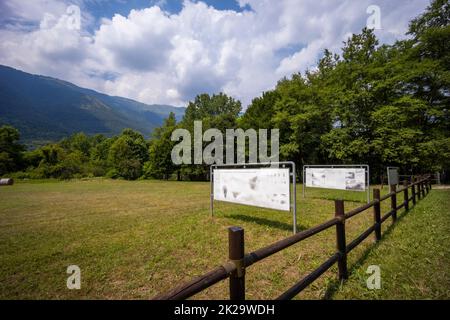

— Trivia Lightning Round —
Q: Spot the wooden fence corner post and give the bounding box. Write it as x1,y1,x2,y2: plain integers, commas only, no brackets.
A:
334,200,348,280
390,184,397,222
403,180,409,211
373,189,381,241
228,226,245,300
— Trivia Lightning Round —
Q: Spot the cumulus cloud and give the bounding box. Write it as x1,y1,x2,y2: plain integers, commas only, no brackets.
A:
0,0,430,108
94,7,175,72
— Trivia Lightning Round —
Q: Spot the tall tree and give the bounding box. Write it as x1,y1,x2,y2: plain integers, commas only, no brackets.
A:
0,125,25,175
108,129,148,180
145,112,178,179
180,93,241,180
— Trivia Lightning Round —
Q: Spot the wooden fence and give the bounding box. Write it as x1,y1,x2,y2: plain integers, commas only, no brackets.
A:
153,175,432,300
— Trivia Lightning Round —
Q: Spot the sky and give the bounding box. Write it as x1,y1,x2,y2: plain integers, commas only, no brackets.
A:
0,0,431,108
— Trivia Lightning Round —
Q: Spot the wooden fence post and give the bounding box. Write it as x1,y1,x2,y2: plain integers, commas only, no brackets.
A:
334,200,348,280
403,180,409,211
417,177,422,200
412,178,416,205
421,178,426,198
390,185,397,222
373,189,381,241
229,226,245,300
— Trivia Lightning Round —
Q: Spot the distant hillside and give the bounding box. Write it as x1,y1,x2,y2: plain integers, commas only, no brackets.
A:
0,65,185,146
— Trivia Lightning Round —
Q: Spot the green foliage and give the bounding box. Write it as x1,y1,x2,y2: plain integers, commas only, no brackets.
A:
183,93,241,129
180,93,241,180
408,0,449,38
333,189,450,299
240,91,279,130
0,125,25,175
108,129,148,180
144,112,178,179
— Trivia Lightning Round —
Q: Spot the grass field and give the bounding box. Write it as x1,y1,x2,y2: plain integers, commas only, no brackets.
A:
0,179,448,299
332,188,450,299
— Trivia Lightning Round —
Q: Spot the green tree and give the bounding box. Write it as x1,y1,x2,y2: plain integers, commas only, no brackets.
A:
0,125,25,175
108,129,148,180
89,136,115,177
144,112,178,179
183,93,241,131
51,150,87,179
240,90,279,130
180,93,241,180
60,132,91,156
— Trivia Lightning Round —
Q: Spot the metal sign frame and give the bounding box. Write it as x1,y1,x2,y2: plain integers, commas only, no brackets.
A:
210,162,297,234
303,164,370,203
387,166,400,186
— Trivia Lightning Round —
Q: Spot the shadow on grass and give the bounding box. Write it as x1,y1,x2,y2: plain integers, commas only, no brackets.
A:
322,205,412,299
306,195,367,204
223,214,307,233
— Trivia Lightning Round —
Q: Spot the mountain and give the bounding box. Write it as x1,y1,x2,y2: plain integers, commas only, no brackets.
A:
0,65,185,145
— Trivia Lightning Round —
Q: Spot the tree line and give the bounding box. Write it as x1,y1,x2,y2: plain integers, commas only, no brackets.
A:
1,0,449,182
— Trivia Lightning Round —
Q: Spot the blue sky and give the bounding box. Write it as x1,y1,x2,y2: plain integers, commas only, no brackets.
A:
79,1,253,36
0,1,251,30
0,0,431,108
86,0,249,16
83,0,251,26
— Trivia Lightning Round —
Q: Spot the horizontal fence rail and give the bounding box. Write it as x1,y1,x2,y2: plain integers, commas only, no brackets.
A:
153,175,432,300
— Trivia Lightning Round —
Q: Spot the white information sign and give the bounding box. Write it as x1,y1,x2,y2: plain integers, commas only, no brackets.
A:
213,168,290,211
387,167,399,185
305,167,366,191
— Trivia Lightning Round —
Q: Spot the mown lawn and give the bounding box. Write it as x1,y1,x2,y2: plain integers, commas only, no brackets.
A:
331,188,450,299
0,179,447,299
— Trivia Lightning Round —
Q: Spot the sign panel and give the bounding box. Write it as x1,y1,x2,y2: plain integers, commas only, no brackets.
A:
213,168,290,211
305,167,366,191
387,167,399,185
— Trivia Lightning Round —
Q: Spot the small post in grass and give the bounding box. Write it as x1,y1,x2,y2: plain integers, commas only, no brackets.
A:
334,200,348,280
229,226,245,300
417,177,422,200
412,178,416,205
373,189,381,241
390,184,397,222
403,180,409,211
422,178,426,198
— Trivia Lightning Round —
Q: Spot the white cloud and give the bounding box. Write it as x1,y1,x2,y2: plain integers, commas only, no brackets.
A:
0,0,430,108
1,0,68,24
94,7,175,72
